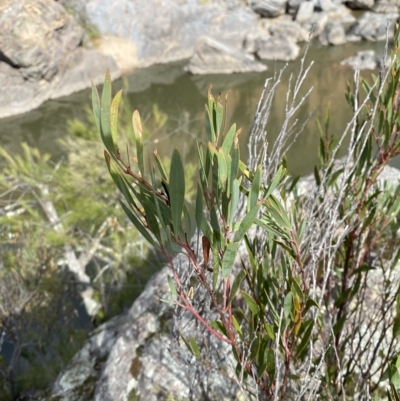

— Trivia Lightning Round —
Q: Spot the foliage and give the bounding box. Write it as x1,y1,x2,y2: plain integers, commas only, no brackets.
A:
0,97,176,398
94,26,400,400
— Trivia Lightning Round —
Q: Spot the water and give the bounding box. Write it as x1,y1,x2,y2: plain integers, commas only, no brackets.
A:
1,40,397,175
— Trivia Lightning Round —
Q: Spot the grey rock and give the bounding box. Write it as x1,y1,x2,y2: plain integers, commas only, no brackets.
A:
83,0,257,67
319,21,347,45
373,0,400,12
45,261,238,401
296,1,315,23
347,11,399,41
261,15,310,42
244,28,300,61
302,7,356,38
257,34,301,61
0,0,84,81
249,0,288,17
340,49,388,69
184,36,267,75
50,48,119,99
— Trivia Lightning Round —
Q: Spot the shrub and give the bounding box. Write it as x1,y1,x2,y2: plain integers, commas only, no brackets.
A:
94,28,400,400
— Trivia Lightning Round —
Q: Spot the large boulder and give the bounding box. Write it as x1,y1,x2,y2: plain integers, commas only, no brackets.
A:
261,15,310,42
340,49,388,69
0,0,83,80
319,21,347,45
347,11,399,41
83,0,258,67
244,29,300,61
249,0,288,17
44,264,239,401
373,0,400,13
184,36,267,75
0,0,120,119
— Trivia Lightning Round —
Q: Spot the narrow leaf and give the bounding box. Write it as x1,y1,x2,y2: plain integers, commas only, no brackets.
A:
169,149,185,238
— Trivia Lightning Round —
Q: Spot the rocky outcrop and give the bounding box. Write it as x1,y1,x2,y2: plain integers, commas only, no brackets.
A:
0,0,120,119
82,0,257,67
340,49,388,69
347,11,399,41
185,36,267,75
44,262,238,401
319,21,347,45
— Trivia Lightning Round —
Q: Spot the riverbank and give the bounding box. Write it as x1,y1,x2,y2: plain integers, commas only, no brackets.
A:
0,0,398,119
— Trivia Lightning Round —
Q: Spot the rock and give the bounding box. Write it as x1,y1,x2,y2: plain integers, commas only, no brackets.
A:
260,15,310,42
340,49,387,69
319,21,347,45
249,0,288,17
288,0,304,14
83,0,257,67
345,0,374,9
373,0,400,12
93,36,138,74
184,36,267,75
45,262,238,401
347,11,399,41
244,28,300,61
0,0,84,81
296,1,315,23
302,7,356,38
51,48,120,99
257,35,301,61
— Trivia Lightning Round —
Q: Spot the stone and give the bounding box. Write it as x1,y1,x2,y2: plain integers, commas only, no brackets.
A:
244,28,300,61
93,36,138,74
184,36,267,75
260,15,310,42
50,48,120,99
373,0,400,12
347,11,399,41
83,0,257,67
0,0,84,81
296,1,315,23
340,50,388,70
257,34,301,61
319,21,347,45
249,0,288,17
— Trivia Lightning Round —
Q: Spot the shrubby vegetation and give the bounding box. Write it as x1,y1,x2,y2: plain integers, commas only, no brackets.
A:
0,99,180,398
94,27,400,400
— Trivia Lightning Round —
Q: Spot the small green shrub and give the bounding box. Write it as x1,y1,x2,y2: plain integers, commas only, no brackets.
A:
94,28,400,400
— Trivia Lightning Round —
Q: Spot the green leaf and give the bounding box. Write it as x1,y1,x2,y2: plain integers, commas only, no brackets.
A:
132,110,145,176
153,151,168,182
296,320,314,357
265,165,285,199
222,242,239,279
241,290,260,315
228,270,247,305
119,200,158,249
232,315,244,340
222,123,236,154
227,178,239,229
249,165,262,212
100,69,114,155
304,298,320,313
169,149,185,238
284,292,293,319
195,183,203,230
190,336,201,358
215,94,224,139
110,90,123,153
217,148,228,190
168,275,178,301
234,203,260,242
